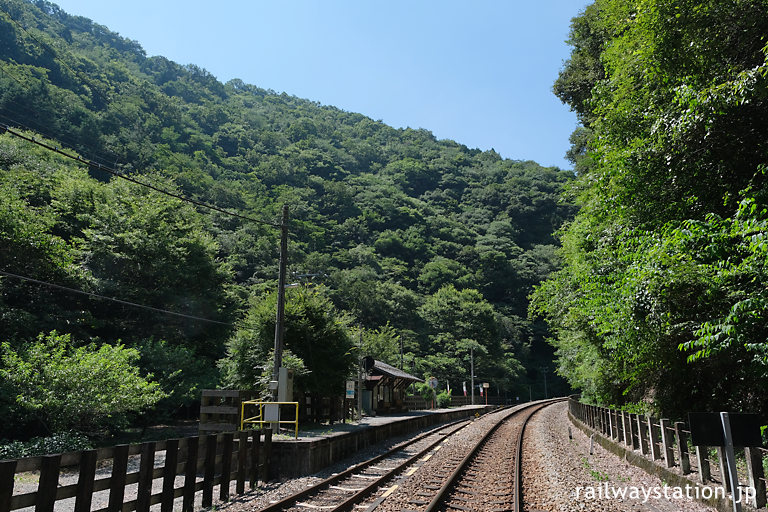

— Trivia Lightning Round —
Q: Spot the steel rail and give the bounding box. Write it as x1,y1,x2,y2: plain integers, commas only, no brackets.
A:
423,398,565,512
257,417,473,512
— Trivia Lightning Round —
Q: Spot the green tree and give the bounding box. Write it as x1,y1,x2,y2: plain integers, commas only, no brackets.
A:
220,287,355,396
0,331,164,437
535,0,768,416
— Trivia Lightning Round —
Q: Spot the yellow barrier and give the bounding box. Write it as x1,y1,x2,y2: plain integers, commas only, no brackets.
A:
240,400,300,439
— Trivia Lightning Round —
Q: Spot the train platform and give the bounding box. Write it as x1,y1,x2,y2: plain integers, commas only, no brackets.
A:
292,404,489,439
270,404,494,477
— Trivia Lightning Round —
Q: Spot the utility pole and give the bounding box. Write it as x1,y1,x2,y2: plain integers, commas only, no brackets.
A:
357,329,363,420
470,347,475,406
272,205,289,400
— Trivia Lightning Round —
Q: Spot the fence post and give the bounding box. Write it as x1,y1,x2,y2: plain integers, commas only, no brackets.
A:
72,450,97,512
745,447,766,508
695,446,711,484
629,414,639,450
136,442,156,512
220,432,234,502
182,436,199,512
161,439,179,512
607,409,614,439
108,445,129,512
660,419,674,468
648,417,660,460
0,460,16,512
236,431,248,494
249,430,261,489
637,415,649,455
624,412,634,447
615,410,623,441
202,434,217,507
36,454,62,512
674,422,690,475
716,447,731,492
601,408,607,435
263,427,273,481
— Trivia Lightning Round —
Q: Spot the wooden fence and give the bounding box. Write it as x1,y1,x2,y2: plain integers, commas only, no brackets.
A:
568,398,767,508
0,429,272,512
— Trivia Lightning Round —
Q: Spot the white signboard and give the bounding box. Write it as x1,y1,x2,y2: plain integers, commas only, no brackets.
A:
346,380,355,398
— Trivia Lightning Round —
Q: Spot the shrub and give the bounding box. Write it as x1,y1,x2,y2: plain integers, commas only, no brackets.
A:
136,339,219,420
0,331,165,436
0,431,92,459
436,390,452,408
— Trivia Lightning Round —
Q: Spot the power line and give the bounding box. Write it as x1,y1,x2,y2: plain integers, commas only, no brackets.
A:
0,270,233,325
0,5,281,227
0,123,280,227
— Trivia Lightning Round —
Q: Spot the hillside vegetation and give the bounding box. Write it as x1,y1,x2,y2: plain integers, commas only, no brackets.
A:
533,0,768,417
0,0,574,438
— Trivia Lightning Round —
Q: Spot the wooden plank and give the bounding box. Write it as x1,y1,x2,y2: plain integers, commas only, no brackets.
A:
201,390,241,398
14,457,42,473
108,445,129,512
200,406,239,415
161,439,179,512
74,450,97,512
0,460,17,512
35,454,61,512
202,435,217,507
236,431,247,495
182,437,199,512
136,442,155,512
220,433,234,502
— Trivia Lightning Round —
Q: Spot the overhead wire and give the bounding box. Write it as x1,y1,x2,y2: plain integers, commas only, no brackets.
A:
0,270,233,325
0,3,284,324
1,123,280,227
0,5,278,223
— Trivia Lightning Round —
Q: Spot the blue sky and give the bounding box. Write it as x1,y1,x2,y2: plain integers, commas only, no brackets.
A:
53,1,590,169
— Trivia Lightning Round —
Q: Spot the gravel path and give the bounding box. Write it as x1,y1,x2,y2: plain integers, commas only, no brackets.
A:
522,402,717,511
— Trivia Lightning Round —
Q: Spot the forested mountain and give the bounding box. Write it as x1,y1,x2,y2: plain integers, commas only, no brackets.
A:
533,0,768,417
0,0,574,438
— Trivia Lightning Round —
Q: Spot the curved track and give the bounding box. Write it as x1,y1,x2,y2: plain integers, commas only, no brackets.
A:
423,399,563,512
257,418,472,512
256,399,564,512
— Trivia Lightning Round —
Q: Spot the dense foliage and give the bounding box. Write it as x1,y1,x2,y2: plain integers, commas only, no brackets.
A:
1,331,164,434
534,0,768,416
0,0,575,438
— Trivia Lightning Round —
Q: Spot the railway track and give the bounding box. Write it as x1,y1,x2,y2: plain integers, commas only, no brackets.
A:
423,398,563,512
257,418,473,512
256,399,563,512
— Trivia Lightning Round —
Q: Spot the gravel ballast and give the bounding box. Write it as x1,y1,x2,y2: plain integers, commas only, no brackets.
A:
522,402,718,511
